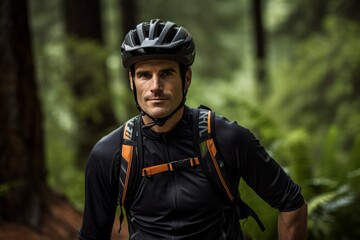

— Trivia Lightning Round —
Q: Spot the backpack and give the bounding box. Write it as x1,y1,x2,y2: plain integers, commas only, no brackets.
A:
117,107,265,232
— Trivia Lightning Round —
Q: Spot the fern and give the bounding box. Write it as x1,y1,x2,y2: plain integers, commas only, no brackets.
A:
308,184,349,214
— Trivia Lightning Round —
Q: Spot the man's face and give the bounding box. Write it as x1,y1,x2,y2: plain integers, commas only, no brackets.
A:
130,59,191,119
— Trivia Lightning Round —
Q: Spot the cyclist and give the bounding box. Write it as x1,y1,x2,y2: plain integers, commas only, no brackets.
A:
78,19,307,240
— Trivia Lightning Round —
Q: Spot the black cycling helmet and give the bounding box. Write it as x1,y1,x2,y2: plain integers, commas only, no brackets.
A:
121,19,196,68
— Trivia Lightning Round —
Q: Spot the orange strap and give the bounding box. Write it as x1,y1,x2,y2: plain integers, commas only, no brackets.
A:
142,157,200,177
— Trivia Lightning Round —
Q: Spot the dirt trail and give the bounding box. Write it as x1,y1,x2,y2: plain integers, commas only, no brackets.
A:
0,190,128,240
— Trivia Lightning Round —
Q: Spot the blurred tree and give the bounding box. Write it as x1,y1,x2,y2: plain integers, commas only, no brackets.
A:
0,0,46,227
120,0,137,36
0,2,81,238
117,0,139,120
274,0,360,39
64,0,117,168
65,0,103,41
251,0,268,99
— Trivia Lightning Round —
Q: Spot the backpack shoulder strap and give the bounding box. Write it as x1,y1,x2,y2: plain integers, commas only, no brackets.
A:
119,115,143,206
119,116,136,205
194,106,265,232
118,115,143,229
196,108,235,203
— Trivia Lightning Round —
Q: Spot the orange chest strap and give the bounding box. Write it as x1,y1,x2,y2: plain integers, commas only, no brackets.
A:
142,157,200,177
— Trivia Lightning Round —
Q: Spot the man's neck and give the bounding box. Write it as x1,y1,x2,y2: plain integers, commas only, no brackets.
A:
142,108,184,133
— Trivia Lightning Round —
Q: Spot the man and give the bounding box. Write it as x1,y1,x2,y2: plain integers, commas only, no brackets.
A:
78,19,307,240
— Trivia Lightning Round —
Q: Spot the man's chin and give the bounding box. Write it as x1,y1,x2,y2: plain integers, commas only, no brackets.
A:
147,110,170,119
142,105,182,119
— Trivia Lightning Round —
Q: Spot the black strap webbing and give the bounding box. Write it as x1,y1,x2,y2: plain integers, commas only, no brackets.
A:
142,157,200,177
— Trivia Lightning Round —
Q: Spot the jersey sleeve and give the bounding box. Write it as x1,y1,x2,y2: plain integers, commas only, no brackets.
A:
214,115,305,212
78,127,122,240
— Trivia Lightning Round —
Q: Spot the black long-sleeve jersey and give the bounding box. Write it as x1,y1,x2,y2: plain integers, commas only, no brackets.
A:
79,106,304,240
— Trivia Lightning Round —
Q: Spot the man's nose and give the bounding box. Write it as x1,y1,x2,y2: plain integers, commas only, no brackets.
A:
150,74,162,92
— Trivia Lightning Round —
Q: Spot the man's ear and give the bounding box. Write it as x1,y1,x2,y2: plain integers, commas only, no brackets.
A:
129,72,134,90
185,68,192,90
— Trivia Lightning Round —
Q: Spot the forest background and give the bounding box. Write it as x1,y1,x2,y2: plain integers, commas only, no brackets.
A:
1,0,360,239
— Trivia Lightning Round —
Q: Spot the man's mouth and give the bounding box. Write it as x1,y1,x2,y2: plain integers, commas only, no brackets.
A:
148,98,167,103
146,95,168,102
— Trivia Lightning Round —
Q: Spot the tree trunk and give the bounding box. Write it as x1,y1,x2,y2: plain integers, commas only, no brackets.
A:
118,0,139,119
251,0,268,98
120,0,137,37
0,0,46,228
64,0,117,168
65,0,104,42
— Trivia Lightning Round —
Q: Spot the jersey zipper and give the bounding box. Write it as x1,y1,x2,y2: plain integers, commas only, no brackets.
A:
162,134,179,236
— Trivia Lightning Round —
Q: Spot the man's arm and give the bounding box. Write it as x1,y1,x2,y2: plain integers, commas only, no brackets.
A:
278,202,308,240
78,128,122,239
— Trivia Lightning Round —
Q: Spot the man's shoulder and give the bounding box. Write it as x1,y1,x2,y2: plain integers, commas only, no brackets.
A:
98,126,123,145
89,126,123,162
210,112,256,151
188,106,251,140
91,114,142,156
213,112,250,133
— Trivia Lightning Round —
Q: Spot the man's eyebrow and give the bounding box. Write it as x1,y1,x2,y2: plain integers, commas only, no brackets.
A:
135,70,150,75
135,67,177,75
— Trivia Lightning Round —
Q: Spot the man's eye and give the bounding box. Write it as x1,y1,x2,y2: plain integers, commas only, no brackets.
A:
138,73,151,79
160,71,173,78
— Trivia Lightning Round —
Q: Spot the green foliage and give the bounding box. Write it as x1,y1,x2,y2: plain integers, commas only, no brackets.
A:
267,3,360,236
305,127,359,238
271,129,313,194
270,17,360,132
45,103,85,210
